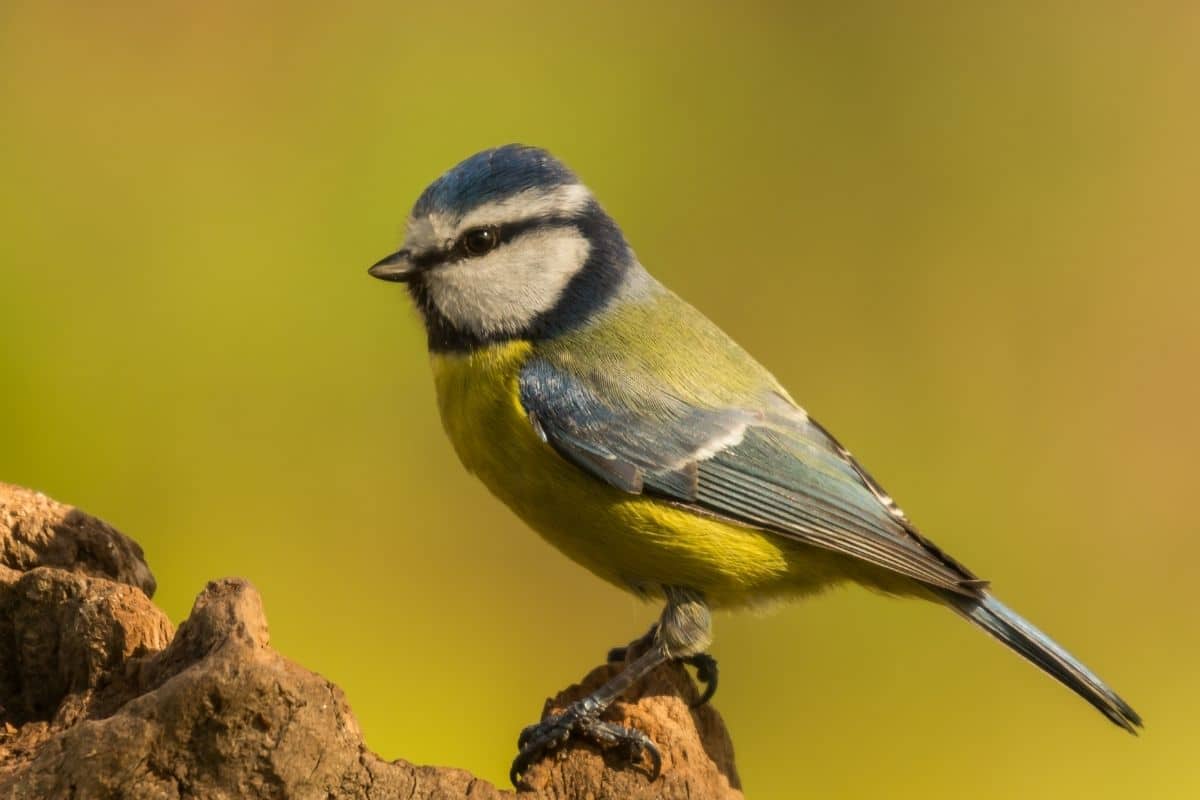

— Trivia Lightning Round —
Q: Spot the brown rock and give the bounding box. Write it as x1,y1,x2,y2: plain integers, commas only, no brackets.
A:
7,567,172,722
0,483,155,596
0,485,742,799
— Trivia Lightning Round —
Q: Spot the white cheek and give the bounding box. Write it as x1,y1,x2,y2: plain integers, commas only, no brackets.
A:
425,229,591,337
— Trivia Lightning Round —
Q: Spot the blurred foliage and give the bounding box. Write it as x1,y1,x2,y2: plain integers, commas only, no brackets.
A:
2,2,1197,797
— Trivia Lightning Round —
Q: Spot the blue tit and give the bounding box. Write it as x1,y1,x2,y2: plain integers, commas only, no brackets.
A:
368,145,1141,786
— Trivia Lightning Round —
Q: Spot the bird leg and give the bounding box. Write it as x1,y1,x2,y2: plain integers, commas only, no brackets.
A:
606,610,719,708
510,588,712,788
605,623,658,663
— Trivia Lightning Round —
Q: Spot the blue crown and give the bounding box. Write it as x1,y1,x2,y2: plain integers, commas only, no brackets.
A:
413,144,578,218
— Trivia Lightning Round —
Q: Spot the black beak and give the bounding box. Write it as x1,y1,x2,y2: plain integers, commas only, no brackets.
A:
368,249,414,282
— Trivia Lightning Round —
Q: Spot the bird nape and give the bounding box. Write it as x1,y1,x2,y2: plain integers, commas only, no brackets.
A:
368,144,1141,788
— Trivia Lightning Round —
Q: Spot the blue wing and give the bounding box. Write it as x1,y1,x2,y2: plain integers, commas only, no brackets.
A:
519,358,984,596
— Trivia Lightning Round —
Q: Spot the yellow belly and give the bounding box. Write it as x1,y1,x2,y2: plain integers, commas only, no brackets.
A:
430,341,863,609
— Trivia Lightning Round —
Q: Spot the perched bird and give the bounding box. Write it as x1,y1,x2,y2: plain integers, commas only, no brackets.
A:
368,145,1141,786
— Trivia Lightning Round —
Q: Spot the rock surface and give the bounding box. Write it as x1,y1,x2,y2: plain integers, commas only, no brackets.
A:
0,483,742,799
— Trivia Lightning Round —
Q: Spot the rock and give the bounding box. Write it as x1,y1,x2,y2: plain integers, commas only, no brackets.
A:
6,567,172,722
0,483,155,596
0,484,742,799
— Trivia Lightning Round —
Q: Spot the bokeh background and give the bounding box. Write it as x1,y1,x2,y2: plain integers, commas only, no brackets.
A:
3,2,1198,797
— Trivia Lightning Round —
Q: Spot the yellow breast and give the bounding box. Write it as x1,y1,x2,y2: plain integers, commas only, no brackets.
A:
430,341,854,608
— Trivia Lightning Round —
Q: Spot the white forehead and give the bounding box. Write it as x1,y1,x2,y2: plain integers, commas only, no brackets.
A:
405,183,592,249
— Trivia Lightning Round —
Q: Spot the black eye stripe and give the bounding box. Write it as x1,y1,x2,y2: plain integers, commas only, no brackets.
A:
410,214,580,271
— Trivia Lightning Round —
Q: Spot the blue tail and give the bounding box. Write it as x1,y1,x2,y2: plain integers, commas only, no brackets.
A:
946,593,1142,732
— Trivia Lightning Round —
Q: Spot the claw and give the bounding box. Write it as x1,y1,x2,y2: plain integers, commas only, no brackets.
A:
683,653,719,707
643,737,663,781
510,751,533,788
612,726,661,781
516,722,538,751
509,703,662,789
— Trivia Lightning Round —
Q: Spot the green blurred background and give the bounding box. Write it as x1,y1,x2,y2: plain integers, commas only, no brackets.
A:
2,2,1197,797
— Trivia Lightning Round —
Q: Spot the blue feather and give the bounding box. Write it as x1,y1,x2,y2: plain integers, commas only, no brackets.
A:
413,144,576,218
945,592,1143,731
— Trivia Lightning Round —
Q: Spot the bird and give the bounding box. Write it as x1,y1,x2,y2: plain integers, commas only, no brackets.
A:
367,144,1141,787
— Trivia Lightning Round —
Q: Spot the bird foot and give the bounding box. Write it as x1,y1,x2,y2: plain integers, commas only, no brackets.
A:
510,701,662,789
684,652,719,708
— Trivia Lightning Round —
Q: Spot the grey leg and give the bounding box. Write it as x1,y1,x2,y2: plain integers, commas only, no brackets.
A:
509,588,712,788
606,589,719,708
605,623,658,663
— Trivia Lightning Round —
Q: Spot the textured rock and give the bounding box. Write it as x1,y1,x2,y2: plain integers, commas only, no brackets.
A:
0,483,155,596
0,484,742,799
5,567,171,722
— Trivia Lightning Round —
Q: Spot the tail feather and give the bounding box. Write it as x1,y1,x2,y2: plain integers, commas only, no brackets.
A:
946,592,1142,732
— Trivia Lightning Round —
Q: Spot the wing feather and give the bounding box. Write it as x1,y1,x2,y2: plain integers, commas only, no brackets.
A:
519,359,982,596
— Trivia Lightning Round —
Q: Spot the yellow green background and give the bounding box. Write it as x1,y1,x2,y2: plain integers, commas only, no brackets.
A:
2,3,1197,797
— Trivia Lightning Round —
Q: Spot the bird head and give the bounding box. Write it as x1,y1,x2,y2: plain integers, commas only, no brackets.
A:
370,145,636,351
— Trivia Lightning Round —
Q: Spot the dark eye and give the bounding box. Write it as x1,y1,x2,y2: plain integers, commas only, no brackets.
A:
460,226,500,257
